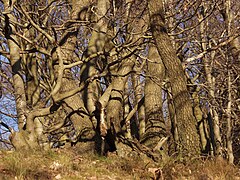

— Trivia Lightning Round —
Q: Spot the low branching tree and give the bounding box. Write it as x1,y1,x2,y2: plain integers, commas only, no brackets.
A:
0,0,239,164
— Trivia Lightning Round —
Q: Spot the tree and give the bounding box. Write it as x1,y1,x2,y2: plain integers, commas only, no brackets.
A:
162,0,240,163
0,0,239,164
148,0,200,156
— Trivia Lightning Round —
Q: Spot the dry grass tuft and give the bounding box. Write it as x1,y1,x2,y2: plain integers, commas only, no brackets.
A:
161,157,240,180
0,148,239,179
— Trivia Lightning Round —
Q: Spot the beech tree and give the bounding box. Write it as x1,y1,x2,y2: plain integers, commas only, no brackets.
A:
163,0,239,163
0,0,239,163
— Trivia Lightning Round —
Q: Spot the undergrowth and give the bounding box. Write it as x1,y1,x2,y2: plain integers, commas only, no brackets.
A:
0,146,239,180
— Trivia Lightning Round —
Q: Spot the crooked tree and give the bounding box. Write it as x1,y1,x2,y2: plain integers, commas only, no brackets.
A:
0,0,239,163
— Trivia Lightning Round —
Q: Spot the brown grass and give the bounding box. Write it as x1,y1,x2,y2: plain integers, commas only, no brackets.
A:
0,146,239,180
161,157,240,180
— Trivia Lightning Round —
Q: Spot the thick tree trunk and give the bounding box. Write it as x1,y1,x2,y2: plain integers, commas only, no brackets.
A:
141,43,166,151
101,0,148,152
59,70,94,141
54,0,95,145
148,0,200,156
3,2,37,150
4,14,27,131
80,0,109,115
76,1,110,152
106,59,135,135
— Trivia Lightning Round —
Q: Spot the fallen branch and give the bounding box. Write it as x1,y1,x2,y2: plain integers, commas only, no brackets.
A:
153,136,169,152
119,137,161,162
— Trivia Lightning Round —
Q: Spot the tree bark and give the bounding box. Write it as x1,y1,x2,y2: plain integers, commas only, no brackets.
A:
106,59,135,135
3,1,35,149
224,0,235,164
148,0,200,156
80,0,109,115
192,86,210,154
103,0,148,150
141,43,166,151
226,69,234,164
54,0,95,143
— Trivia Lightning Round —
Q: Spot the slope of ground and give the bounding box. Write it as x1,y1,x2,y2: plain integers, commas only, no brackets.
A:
0,144,240,180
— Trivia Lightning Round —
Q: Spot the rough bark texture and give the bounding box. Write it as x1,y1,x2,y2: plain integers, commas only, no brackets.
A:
148,0,200,156
141,43,166,151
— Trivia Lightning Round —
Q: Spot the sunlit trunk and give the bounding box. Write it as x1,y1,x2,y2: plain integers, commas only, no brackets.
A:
80,0,109,115
224,0,235,164
148,0,200,156
3,2,34,149
226,69,234,164
142,44,166,151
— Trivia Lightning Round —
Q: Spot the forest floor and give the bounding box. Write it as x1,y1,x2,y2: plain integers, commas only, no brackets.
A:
0,143,240,180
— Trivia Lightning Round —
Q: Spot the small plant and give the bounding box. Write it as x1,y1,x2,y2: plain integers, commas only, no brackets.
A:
2,151,27,177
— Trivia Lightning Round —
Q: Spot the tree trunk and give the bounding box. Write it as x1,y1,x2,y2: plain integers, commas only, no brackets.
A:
224,0,235,164
52,0,95,147
148,0,200,156
132,74,145,139
80,0,109,115
192,86,210,154
141,43,166,152
123,82,132,139
106,59,135,135
4,12,27,131
102,0,148,152
226,69,234,164
3,2,36,150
